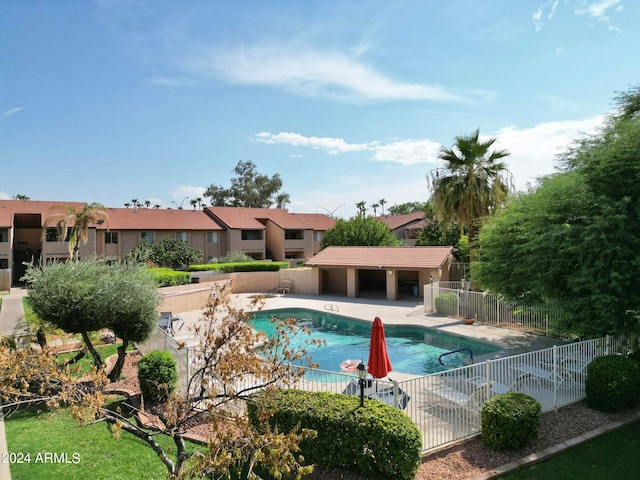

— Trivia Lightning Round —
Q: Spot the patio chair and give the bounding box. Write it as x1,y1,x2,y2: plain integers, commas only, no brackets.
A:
426,381,492,425
342,378,411,409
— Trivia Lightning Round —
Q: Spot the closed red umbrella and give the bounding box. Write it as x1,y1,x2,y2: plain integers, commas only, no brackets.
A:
367,317,392,379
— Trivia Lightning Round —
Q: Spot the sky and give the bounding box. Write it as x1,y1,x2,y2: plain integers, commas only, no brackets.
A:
1,0,638,218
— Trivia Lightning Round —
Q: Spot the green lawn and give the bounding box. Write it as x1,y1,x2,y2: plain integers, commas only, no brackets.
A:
56,343,135,374
5,400,202,480
500,421,640,479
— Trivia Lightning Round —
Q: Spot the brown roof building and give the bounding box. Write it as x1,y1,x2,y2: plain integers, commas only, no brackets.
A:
306,246,457,300
376,211,428,245
0,200,334,286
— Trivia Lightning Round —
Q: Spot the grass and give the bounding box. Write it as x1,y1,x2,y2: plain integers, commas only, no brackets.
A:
4,399,202,480
500,421,640,479
56,343,135,374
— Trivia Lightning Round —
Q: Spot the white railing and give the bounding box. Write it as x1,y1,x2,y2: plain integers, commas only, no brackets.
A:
139,325,638,454
424,283,569,337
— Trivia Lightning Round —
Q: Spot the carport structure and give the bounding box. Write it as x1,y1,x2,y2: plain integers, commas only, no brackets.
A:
306,246,457,300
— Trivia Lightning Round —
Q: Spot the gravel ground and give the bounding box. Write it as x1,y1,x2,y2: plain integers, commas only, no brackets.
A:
107,352,639,480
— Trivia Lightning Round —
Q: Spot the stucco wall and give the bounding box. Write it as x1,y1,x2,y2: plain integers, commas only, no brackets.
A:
159,282,220,314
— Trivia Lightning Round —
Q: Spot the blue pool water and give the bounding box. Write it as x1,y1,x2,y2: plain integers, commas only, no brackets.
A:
251,308,500,375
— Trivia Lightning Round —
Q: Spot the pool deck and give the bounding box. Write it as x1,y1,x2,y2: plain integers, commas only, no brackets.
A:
174,293,564,379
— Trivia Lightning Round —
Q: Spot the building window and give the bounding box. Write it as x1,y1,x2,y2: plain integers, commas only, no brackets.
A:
175,231,188,242
314,232,323,242
0,228,8,242
207,231,218,243
105,232,118,244
140,231,155,244
45,228,59,242
46,228,72,242
241,230,262,241
285,230,304,240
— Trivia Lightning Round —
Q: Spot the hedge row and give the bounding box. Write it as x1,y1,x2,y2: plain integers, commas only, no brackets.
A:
188,261,289,273
248,389,422,480
148,268,190,287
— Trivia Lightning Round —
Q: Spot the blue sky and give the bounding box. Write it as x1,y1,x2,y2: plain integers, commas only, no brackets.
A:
1,0,638,218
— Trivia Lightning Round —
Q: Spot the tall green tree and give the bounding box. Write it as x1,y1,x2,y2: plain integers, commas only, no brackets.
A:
428,129,512,264
42,202,109,261
476,87,640,336
387,201,426,215
204,160,290,209
321,216,400,248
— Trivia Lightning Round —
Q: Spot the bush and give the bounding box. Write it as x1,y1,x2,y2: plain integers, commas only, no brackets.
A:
248,390,422,480
137,350,178,403
481,392,541,451
434,292,459,315
586,354,640,412
148,268,190,287
627,350,640,364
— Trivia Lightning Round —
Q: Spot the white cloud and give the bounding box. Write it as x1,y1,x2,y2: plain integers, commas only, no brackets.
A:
147,76,194,87
576,0,622,19
491,115,604,190
0,191,10,200
189,45,470,103
253,132,375,155
575,0,623,31
255,115,605,196
170,185,206,208
372,139,442,165
1,107,24,119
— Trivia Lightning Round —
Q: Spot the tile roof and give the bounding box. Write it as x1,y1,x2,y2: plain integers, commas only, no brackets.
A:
307,246,453,269
206,206,312,230
102,208,223,230
376,211,425,230
0,200,88,227
291,213,336,231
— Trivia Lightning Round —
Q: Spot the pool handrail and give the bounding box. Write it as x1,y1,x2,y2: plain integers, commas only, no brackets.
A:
439,347,474,366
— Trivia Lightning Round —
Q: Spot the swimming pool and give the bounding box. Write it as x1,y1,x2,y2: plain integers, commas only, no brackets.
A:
250,308,500,375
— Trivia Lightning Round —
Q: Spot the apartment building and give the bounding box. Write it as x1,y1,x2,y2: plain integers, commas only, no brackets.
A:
0,200,335,286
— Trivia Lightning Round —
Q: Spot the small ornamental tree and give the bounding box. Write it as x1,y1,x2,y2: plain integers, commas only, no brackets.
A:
23,258,160,379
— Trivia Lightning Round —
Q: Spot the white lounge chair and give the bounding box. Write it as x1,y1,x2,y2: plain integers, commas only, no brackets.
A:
342,378,410,409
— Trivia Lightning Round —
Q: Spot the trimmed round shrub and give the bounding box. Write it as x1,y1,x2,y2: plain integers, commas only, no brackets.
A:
481,392,541,451
248,389,422,480
586,354,640,412
137,350,178,403
434,292,459,315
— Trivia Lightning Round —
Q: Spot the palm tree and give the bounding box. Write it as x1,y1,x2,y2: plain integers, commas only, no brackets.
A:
428,129,512,264
12,194,30,201
190,198,198,210
372,202,380,216
144,200,151,208
379,198,387,216
356,201,367,217
43,202,110,261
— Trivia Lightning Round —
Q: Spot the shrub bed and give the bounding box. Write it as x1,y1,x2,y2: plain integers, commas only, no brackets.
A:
248,389,422,480
586,354,640,412
481,392,541,451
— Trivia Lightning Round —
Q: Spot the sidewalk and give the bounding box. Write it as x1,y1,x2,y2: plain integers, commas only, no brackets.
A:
0,287,27,480
0,287,28,337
